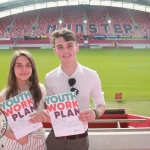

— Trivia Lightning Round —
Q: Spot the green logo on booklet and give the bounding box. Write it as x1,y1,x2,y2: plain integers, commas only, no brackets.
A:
0,109,8,138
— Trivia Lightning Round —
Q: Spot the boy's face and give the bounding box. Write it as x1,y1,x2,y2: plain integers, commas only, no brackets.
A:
53,36,79,64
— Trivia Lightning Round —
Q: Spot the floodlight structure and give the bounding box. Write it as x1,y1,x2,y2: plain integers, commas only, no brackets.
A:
59,19,62,24
107,18,114,34
58,18,63,29
108,19,111,24
82,18,88,36
83,19,87,24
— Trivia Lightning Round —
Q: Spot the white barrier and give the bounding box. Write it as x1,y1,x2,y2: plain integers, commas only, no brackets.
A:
45,128,150,150
133,46,146,49
0,45,12,49
89,44,103,48
89,129,150,150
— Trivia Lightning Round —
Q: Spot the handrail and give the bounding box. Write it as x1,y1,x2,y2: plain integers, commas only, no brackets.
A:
45,127,150,132
90,119,146,123
89,119,146,128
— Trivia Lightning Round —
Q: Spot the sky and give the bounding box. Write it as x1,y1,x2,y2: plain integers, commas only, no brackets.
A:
0,0,12,4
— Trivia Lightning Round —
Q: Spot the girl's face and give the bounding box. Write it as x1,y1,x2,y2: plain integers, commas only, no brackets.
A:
14,56,32,82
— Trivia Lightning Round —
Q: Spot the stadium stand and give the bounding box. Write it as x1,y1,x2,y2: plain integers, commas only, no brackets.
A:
130,9,150,37
0,6,150,38
33,7,61,36
63,6,84,23
6,10,39,38
107,7,137,36
0,15,14,38
62,6,84,34
108,7,132,24
0,5,150,49
86,6,107,35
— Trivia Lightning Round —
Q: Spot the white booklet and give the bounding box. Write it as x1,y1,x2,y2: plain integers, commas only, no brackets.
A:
45,92,84,137
0,90,43,140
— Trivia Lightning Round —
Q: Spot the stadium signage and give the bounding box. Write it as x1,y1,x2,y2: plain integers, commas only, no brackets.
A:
132,36,144,38
120,36,131,38
106,35,119,38
94,35,105,38
46,24,134,34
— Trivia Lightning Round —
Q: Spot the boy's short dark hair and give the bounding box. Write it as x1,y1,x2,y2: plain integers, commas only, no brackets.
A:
50,28,77,48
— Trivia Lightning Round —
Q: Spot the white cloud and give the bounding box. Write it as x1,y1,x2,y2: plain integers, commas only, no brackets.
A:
0,0,9,4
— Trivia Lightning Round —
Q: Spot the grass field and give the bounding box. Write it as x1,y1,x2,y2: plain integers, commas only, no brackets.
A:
0,49,150,116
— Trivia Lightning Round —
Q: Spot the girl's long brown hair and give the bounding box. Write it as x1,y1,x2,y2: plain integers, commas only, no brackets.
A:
5,50,42,108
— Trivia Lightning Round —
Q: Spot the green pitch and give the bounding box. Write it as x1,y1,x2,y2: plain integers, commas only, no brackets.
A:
0,49,150,116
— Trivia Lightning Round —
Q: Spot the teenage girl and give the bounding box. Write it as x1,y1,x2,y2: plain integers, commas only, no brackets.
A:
0,50,46,150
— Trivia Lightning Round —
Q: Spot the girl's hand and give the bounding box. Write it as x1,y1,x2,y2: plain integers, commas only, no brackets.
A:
41,109,51,123
29,112,43,123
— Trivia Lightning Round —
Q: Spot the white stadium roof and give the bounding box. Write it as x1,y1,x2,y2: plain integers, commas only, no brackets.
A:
0,0,150,18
